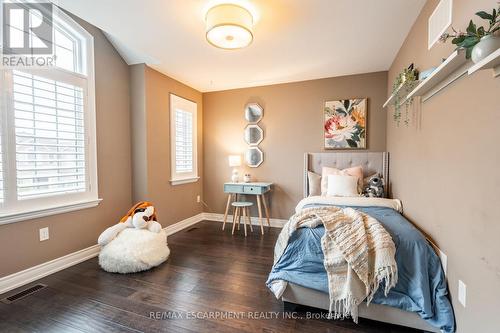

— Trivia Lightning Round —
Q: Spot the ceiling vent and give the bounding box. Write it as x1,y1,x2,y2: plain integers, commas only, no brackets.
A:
428,0,453,49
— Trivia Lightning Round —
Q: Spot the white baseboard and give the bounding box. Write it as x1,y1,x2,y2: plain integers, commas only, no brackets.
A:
164,212,205,235
202,212,287,228
0,211,284,295
0,244,100,295
0,212,206,296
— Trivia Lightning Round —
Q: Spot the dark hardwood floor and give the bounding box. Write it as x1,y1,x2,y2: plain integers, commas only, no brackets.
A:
0,221,421,333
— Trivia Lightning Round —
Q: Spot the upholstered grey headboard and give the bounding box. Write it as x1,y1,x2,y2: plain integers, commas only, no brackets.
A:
304,152,389,197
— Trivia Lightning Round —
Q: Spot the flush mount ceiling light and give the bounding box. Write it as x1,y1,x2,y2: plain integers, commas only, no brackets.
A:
205,4,253,50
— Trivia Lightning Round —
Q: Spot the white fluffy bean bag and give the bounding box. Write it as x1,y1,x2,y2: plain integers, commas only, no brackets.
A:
99,228,170,273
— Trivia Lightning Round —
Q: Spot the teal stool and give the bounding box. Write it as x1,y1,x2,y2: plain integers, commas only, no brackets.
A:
229,202,254,236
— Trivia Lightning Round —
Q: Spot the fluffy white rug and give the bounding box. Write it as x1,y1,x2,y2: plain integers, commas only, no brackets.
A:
99,228,170,273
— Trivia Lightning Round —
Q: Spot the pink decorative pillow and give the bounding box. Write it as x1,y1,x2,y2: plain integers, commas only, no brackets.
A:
321,165,363,195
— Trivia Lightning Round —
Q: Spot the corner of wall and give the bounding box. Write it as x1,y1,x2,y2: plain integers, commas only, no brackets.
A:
129,64,148,202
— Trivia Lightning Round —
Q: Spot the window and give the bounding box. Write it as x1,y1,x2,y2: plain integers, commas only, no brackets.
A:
4,1,87,74
0,6,98,224
170,94,198,185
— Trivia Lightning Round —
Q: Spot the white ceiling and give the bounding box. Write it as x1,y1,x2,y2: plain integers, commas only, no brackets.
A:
55,0,426,92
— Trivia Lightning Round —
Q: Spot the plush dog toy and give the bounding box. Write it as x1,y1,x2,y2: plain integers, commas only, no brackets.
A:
363,175,385,198
98,201,162,246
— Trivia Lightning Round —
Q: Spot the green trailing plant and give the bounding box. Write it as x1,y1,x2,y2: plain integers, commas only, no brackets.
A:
439,5,500,58
392,65,419,126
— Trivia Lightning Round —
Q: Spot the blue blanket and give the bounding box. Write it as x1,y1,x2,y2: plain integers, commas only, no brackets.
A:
267,205,455,332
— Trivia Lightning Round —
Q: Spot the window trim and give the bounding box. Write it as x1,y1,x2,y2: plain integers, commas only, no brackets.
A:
0,198,102,225
55,7,98,203
169,93,198,186
0,7,99,224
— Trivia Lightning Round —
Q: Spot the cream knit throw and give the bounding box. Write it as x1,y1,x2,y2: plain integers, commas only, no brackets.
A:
273,206,397,322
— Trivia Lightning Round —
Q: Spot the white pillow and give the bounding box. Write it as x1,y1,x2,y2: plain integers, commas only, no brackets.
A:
327,174,359,197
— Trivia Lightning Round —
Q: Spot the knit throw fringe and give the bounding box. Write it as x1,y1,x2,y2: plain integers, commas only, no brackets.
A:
276,206,398,322
329,293,359,321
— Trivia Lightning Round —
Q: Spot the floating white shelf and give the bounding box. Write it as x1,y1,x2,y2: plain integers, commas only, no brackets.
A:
384,48,499,107
468,48,500,77
382,82,403,108
406,49,468,102
382,80,420,108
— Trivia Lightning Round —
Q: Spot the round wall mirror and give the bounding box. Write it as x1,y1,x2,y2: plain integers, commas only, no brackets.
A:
244,103,263,123
244,124,264,146
246,147,263,168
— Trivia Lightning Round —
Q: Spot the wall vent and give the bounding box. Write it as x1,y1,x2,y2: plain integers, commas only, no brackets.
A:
428,0,453,49
1,284,47,304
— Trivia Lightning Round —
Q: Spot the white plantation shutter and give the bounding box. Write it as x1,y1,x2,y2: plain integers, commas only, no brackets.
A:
175,109,193,173
170,94,198,184
0,8,98,224
13,70,86,199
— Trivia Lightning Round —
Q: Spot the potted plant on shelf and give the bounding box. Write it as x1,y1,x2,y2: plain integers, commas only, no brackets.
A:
391,64,419,126
439,5,500,63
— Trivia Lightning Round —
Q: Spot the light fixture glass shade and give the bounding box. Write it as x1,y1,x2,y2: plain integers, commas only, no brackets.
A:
228,155,242,167
206,4,253,49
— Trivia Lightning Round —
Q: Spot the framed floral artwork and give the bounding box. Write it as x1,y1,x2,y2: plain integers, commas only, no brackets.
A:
324,98,367,149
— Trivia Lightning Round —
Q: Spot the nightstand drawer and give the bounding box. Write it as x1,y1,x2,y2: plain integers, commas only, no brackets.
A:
224,184,244,193
243,186,263,194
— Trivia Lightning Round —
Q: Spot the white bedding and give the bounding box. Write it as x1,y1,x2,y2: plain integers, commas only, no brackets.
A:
296,196,402,213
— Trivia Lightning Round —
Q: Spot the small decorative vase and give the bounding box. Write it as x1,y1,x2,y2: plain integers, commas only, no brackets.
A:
243,174,251,183
231,168,239,182
471,35,500,64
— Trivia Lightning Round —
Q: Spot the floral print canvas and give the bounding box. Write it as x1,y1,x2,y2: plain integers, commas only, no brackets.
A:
324,98,367,149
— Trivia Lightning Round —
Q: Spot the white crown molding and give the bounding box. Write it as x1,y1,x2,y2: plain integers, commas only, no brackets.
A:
0,211,284,295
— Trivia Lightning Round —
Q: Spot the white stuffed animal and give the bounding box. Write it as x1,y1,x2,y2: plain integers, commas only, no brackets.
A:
98,201,162,246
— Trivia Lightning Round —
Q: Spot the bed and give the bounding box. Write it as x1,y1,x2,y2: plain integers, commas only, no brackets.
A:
266,152,455,333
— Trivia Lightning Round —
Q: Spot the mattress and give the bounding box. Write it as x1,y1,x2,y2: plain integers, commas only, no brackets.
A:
266,200,455,333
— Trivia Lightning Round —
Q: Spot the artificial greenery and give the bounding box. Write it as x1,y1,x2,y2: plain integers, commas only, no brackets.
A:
391,65,419,126
439,5,500,59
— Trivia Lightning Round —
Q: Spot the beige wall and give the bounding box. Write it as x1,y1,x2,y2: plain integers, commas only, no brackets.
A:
0,17,132,277
129,65,204,226
130,64,148,202
203,72,388,219
387,0,500,332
